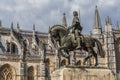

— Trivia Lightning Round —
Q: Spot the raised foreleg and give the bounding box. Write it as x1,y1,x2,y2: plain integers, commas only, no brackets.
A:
58,44,71,65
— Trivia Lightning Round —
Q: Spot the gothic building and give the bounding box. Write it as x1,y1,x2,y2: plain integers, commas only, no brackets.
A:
91,6,120,74
0,6,120,80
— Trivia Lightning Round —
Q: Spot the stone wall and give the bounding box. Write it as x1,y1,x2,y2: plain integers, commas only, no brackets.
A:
51,66,116,80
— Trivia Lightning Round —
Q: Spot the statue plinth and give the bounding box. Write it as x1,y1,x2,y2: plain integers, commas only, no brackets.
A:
51,66,116,80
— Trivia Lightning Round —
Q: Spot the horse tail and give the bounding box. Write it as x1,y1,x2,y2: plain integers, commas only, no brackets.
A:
93,38,105,58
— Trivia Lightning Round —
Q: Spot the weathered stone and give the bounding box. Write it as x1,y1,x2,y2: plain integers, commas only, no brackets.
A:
51,66,116,80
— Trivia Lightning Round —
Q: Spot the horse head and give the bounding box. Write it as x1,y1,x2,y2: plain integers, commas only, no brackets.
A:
49,25,68,41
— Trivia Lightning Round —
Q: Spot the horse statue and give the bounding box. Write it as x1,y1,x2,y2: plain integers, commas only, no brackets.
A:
49,25,105,66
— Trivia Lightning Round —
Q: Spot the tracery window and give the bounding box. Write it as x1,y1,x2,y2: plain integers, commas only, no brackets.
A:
6,42,18,54
0,64,14,80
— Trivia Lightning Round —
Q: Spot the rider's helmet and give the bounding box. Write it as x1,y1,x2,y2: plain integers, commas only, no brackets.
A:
73,11,78,16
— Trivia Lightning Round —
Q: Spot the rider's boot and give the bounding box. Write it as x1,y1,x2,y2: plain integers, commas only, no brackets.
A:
76,37,81,49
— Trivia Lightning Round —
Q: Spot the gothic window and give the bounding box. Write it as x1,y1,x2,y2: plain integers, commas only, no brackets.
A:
27,66,34,80
6,42,18,54
46,58,50,65
11,43,18,54
115,38,120,54
6,41,10,52
0,64,14,80
61,59,67,66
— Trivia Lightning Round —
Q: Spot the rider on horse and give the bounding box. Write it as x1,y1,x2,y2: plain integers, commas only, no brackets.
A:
68,11,83,49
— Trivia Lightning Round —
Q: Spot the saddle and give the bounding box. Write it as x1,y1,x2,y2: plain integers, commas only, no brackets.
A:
70,33,85,44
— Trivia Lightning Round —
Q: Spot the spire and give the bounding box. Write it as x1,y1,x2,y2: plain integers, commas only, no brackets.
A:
17,22,20,29
105,18,108,25
92,6,103,43
49,26,50,30
105,16,112,32
11,22,13,30
105,16,112,25
93,6,102,29
109,18,112,25
116,21,119,30
32,24,38,49
62,13,67,27
33,24,35,35
117,21,119,27
33,24,35,31
10,22,14,35
17,22,20,32
0,20,1,27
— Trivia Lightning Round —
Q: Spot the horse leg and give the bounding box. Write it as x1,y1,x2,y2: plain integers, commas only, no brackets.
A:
93,51,98,66
58,46,69,58
83,47,93,66
58,45,71,65
83,55,92,66
65,50,70,65
68,54,70,65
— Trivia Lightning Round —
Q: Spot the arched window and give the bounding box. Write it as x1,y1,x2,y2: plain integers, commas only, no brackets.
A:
46,58,50,65
11,43,18,54
6,42,18,54
115,38,120,70
61,59,67,66
115,38,120,53
0,64,15,80
27,66,34,80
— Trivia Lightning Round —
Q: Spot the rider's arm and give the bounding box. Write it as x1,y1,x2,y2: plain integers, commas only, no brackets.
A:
68,25,74,30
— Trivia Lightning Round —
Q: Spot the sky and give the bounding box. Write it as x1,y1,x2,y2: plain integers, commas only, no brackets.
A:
0,0,119,34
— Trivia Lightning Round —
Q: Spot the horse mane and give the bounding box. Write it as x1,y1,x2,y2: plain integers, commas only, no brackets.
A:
50,24,67,32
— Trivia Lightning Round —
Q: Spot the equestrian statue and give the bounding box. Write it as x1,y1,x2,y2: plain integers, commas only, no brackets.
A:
49,11,105,66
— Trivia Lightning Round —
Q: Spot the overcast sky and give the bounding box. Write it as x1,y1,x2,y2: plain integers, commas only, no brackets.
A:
0,0,119,34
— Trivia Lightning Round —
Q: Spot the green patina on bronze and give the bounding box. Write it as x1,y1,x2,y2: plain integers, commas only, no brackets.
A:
49,11,105,66
49,24,105,66
68,11,82,49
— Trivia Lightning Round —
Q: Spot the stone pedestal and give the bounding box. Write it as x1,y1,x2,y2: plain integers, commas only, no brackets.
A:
51,66,116,80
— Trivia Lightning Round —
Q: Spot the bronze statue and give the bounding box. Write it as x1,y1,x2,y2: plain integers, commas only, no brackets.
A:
68,11,82,49
49,25,105,66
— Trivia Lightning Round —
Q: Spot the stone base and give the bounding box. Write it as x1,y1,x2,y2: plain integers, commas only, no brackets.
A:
51,66,116,80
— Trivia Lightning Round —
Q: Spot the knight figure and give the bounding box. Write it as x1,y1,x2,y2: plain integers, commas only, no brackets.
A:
68,11,82,49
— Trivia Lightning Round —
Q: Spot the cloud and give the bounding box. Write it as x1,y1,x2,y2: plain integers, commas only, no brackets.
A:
98,0,117,7
0,0,119,33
